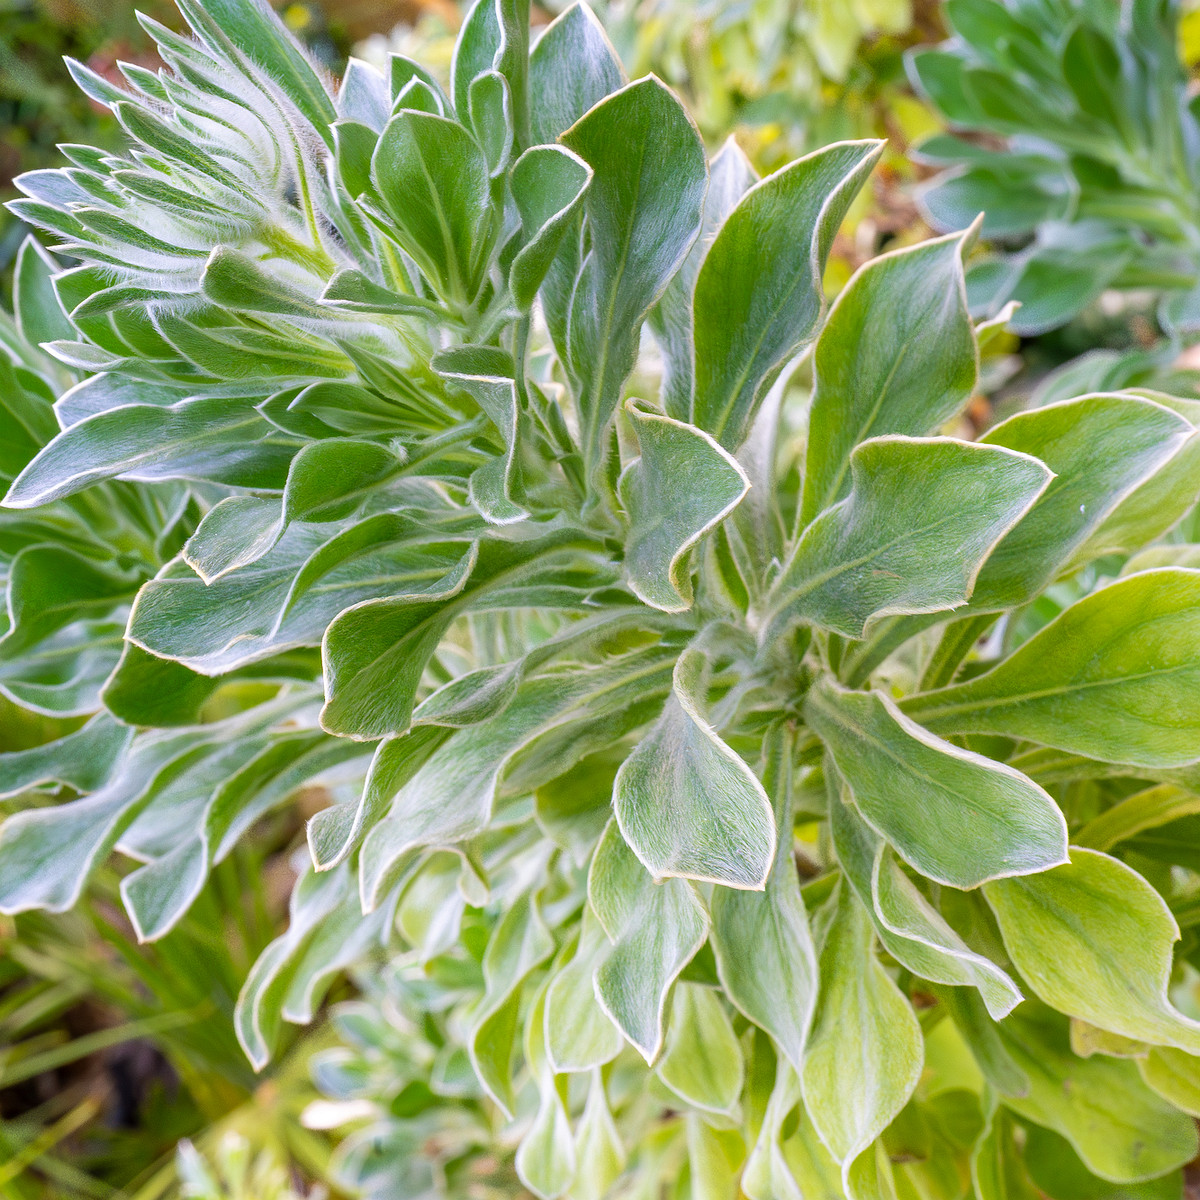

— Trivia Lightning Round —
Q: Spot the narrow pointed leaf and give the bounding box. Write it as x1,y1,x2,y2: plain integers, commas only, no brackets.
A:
560,76,707,474
801,882,923,1168
588,819,708,1062
710,728,817,1072
906,568,1200,768
694,139,882,451
656,982,743,1113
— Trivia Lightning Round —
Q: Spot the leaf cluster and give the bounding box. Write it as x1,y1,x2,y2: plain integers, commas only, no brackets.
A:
910,0,1200,335
4,1,1200,1197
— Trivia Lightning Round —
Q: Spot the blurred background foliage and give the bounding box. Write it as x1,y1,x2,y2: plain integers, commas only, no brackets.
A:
6,0,1200,1195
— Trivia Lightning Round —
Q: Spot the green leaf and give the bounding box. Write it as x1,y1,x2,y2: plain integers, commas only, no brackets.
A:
744,1064,843,1200
306,724,449,873
0,713,132,800
338,56,388,129
570,1071,626,1200
1074,783,1200,851
182,495,283,583
235,861,388,1069
1063,392,1200,565
319,267,446,318
905,569,1200,768
613,648,774,889
433,346,527,523
371,110,495,301
651,137,757,422
656,982,743,1113
176,0,337,143
588,818,708,1062
995,1006,1197,1183
0,356,58,480
319,534,611,741
201,246,324,317
971,1103,1040,1200
969,394,1195,610
985,848,1200,1054
516,983,576,1200
528,1,624,145
319,546,477,739
693,139,881,452
356,629,675,909
1139,1047,1200,1117
509,144,591,310
0,545,131,659
800,230,978,524
828,776,1022,1019
804,677,1067,889
13,237,74,350
469,892,554,1115
618,400,749,612
560,77,707,475
0,730,197,913
710,728,817,1073
764,436,1050,640
800,881,923,1169
685,1116,743,1200
3,396,291,507
283,439,402,525
451,0,501,119
1024,1124,1184,1200
544,910,622,1073
131,516,470,674
467,71,513,176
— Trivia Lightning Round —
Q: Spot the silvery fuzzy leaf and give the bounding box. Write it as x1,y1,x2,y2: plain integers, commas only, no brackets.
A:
618,401,749,613
613,648,774,890
587,818,708,1063
800,881,922,1176
805,677,1068,890
693,139,881,453
828,771,1022,1020
766,436,1050,641
469,891,554,1115
710,728,817,1073
0,711,132,800
560,76,707,476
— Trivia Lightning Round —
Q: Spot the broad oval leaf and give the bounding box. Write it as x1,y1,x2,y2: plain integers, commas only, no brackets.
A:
971,393,1194,610
995,1005,1198,1183
804,677,1068,889
985,847,1200,1054
765,436,1050,640
371,109,495,301
618,400,749,612
613,649,774,890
